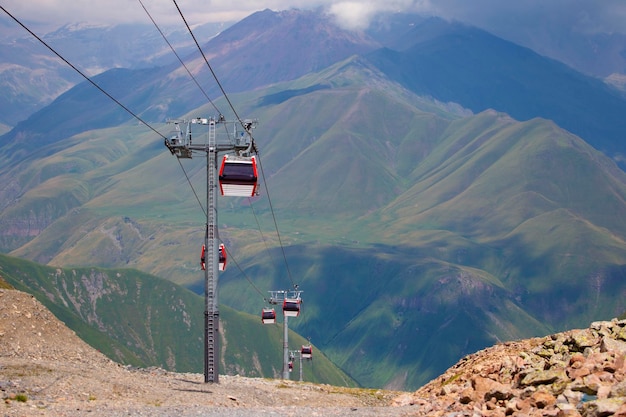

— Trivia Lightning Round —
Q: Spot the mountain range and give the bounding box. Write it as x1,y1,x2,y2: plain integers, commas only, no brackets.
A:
1,8,626,390
0,18,229,128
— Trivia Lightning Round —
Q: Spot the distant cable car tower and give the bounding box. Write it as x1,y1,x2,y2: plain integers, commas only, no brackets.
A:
268,288,303,379
164,116,257,383
290,346,312,382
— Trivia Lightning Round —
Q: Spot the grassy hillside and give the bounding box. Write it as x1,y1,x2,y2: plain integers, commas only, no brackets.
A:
0,252,356,387
218,242,554,389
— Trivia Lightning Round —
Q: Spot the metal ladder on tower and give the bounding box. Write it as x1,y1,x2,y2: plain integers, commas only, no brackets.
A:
205,117,218,383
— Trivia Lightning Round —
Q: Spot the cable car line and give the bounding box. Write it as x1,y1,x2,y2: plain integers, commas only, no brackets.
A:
177,157,208,217
168,0,299,293
171,0,254,142
220,241,268,301
145,0,305,380
1,5,212,226
161,0,291,299
137,0,222,118
0,5,167,142
255,154,298,290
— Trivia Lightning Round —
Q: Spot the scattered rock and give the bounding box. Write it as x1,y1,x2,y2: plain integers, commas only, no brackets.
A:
402,320,626,416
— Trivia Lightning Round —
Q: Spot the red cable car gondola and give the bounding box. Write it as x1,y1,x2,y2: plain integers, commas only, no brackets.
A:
201,244,227,271
218,243,227,271
219,155,258,197
301,345,312,359
261,308,276,324
282,298,301,317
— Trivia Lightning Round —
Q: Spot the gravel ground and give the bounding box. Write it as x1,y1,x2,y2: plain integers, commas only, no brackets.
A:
0,289,418,417
1,360,418,417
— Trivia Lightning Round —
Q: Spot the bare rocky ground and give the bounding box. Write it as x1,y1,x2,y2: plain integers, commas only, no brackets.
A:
394,321,626,416
2,288,626,417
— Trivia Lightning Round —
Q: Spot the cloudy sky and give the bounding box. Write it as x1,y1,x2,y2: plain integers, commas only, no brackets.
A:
1,0,625,38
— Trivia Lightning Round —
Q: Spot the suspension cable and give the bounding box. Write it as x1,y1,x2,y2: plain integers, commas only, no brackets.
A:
0,5,209,231
255,153,297,290
137,0,221,116
171,0,248,133
176,154,207,217
135,1,268,301
4,2,297,298
221,244,268,301
0,6,166,141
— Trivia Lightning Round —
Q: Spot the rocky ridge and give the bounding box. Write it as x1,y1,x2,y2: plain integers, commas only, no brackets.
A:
2,287,626,416
395,321,626,416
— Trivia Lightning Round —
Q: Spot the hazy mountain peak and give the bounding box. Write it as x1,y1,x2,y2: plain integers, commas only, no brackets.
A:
191,8,380,93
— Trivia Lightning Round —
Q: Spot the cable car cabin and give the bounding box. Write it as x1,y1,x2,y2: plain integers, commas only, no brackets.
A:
282,298,301,317
201,244,227,271
261,308,276,324
218,244,227,271
301,345,312,359
219,155,258,197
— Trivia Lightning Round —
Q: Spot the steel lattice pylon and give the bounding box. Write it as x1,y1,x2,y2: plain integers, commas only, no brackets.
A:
268,289,303,379
164,116,257,383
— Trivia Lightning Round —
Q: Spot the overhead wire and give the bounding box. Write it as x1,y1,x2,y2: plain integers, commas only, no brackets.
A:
131,0,264,301
253,155,298,290
171,0,252,140
221,245,268,301
137,0,268,303
0,4,208,219
137,0,221,117
0,5,164,141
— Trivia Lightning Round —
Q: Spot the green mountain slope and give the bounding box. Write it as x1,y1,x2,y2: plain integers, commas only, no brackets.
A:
219,242,554,389
0,252,356,387
364,111,626,327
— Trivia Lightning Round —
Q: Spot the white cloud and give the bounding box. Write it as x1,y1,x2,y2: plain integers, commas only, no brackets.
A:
328,2,378,30
0,0,623,37
327,0,428,30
